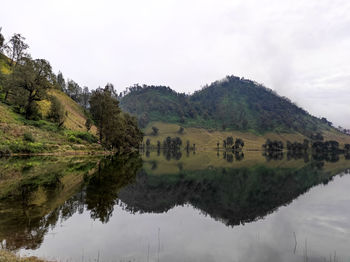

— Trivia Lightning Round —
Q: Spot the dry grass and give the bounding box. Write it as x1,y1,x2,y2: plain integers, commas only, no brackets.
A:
48,90,97,135
143,121,350,151
0,250,50,262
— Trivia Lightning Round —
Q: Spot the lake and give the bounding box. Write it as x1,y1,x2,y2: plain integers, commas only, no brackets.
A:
1,151,350,262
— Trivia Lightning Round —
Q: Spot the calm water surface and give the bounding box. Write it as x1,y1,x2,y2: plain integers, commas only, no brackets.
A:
1,151,350,262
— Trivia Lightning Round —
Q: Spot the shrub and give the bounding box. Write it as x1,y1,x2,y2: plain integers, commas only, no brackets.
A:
151,126,159,136
0,145,11,156
48,96,66,128
68,135,81,144
73,131,98,143
23,132,35,142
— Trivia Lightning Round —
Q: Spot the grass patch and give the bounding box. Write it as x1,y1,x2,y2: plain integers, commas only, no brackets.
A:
65,130,98,144
0,250,49,261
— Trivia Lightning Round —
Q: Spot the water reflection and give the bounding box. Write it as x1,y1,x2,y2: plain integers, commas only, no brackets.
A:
0,152,350,260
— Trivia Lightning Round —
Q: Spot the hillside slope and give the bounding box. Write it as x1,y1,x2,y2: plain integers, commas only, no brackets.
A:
120,76,334,136
0,100,101,154
0,56,102,154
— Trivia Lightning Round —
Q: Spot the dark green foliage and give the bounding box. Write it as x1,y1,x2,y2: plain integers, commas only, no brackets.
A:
234,138,244,151
72,131,98,143
226,136,234,146
151,126,159,136
89,85,143,150
120,76,331,134
0,145,11,156
84,153,142,223
23,132,35,142
120,85,196,128
286,140,309,152
222,137,244,151
85,118,92,131
66,79,82,102
6,57,54,119
345,144,350,151
66,131,98,144
312,140,339,153
48,96,66,128
263,139,284,152
163,136,182,150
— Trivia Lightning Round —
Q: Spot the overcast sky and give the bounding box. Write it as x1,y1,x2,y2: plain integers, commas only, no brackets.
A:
1,0,350,128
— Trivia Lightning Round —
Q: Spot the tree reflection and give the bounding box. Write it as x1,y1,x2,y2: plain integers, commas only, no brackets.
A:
84,153,142,223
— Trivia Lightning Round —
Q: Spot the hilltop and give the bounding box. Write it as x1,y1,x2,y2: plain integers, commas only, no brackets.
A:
120,76,333,135
120,76,350,149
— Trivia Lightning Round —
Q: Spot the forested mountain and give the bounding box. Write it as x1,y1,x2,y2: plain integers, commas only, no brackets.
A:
120,76,333,135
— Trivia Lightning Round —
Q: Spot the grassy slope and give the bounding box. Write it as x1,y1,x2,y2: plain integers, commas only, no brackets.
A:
38,89,97,134
0,53,102,154
0,101,101,154
143,121,350,151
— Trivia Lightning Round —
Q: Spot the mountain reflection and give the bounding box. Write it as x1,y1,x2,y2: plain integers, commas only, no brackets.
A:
0,152,349,251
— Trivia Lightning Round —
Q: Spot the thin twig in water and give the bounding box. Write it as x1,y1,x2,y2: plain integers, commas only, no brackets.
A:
147,242,150,262
293,232,297,254
158,228,160,262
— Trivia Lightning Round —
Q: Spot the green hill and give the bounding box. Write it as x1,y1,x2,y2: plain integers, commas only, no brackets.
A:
120,76,334,135
0,54,102,155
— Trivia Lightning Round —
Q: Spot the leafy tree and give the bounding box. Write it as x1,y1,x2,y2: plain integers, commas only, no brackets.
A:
48,96,66,128
66,79,82,102
8,58,54,119
89,85,143,150
263,139,284,152
178,126,184,134
163,136,182,150
151,126,159,136
90,86,121,143
234,138,244,151
226,136,234,146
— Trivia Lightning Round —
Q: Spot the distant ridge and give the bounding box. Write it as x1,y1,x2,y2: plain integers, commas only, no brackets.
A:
120,75,333,135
